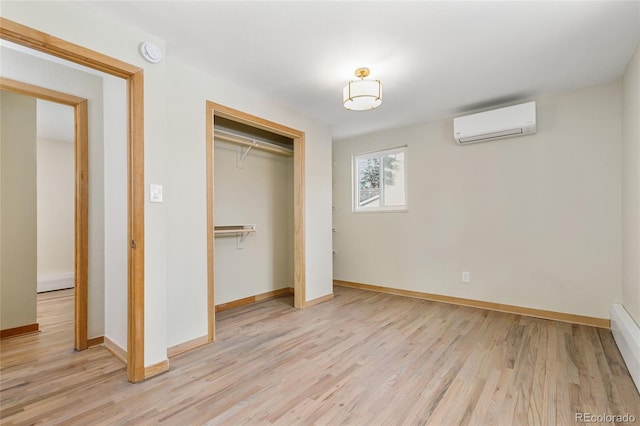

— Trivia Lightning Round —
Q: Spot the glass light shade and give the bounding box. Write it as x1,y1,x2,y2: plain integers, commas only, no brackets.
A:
343,79,382,110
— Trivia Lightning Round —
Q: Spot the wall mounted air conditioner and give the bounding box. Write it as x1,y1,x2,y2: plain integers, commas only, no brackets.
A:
453,101,536,145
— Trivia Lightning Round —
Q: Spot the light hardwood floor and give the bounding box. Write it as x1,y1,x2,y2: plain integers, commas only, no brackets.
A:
1,286,638,425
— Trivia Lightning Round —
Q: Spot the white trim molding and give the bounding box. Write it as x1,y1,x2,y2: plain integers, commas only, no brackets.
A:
610,304,640,392
37,272,74,293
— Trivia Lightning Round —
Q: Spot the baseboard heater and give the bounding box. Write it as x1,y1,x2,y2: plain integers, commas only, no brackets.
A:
610,304,640,392
37,272,74,293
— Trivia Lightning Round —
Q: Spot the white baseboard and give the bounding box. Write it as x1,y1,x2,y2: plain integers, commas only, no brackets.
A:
37,272,74,293
610,304,640,392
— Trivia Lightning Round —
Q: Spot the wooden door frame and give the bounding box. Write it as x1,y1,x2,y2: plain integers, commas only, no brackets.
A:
206,101,306,341
0,77,89,351
0,18,146,383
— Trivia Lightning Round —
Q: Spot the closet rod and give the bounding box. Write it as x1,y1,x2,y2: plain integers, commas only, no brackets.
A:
214,129,293,157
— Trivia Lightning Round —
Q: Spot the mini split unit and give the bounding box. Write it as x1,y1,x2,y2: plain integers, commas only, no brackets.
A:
453,101,537,145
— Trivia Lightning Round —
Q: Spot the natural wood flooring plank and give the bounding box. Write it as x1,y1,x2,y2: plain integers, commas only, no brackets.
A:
1,286,638,425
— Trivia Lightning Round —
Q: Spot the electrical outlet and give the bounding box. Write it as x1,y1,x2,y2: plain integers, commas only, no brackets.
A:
462,271,470,283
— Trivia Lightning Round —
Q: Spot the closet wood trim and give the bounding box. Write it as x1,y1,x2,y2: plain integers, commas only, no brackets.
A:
209,102,302,139
206,101,306,343
215,288,293,313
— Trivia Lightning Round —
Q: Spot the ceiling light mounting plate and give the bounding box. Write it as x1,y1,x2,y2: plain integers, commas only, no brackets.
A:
355,67,370,79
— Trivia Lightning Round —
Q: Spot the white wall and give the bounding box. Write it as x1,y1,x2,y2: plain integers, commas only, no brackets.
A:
103,75,128,351
1,1,169,365
0,90,37,330
0,46,107,338
36,136,74,290
2,45,129,347
166,59,333,348
333,81,622,320
1,2,333,358
622,39,640,325
214,142,293,305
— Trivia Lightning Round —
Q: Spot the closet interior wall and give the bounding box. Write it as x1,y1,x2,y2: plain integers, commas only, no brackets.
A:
213,126,294,306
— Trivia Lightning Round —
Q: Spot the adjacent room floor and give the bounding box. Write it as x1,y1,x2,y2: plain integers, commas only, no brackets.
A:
1,286,638,425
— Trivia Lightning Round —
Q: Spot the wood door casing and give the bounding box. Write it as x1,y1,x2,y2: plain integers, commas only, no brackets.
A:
0,18,147,383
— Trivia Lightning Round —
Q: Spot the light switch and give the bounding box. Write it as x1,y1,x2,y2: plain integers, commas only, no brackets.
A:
150,184,163,203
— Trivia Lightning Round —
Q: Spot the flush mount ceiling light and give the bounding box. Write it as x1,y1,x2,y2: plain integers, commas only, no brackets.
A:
343,67,382,111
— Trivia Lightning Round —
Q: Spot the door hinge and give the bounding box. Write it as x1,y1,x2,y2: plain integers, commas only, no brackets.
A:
131,239,137,249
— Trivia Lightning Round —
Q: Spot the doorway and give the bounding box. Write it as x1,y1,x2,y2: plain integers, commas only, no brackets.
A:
0,79,90,350
206,101,306,341
36,100,75,296
0,18,146,382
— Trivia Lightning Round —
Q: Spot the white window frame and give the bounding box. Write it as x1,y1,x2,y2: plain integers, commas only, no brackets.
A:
352,146,408,213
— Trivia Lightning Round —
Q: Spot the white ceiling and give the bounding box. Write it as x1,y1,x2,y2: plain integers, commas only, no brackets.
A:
82,1,640,139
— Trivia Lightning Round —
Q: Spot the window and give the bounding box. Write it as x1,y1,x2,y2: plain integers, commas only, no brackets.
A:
353,146,407,212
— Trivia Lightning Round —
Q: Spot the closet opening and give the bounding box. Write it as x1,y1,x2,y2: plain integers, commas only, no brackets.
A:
206,102,305,341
